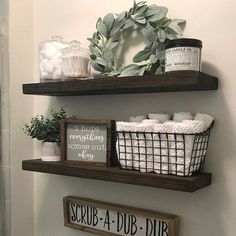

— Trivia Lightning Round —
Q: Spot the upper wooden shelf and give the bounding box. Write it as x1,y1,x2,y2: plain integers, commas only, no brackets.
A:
22,159,212,192
22,71,218,96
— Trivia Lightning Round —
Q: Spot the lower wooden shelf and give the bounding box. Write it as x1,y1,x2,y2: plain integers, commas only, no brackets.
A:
22,159,211,192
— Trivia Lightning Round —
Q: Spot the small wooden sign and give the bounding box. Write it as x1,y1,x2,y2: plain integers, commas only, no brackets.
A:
63,196,179,236
61,119,115,166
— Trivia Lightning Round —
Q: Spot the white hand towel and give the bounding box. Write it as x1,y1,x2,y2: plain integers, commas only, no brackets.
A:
116,122,154,171
116,121,137,150
162,121,185,175
194,113,214,130
152,122,176,174
185,118,211,171
173,112,193,122
129,115,146,122
134,124,153,172
182,120,205,133
116,122,138,169
170,121,205,175
141,119,159,126
148,113,170,123
116,121,138,132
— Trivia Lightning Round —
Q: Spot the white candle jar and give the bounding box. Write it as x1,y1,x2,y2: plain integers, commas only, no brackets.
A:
165,38,202,73
39,36,69,82
61,41,91,79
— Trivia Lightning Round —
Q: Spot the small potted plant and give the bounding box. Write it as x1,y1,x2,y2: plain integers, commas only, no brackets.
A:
22,107,68,161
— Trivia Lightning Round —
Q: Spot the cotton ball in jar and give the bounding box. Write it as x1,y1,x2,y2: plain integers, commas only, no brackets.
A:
51,56,62,67
52,68,62,80
45,63,54,73
39,36,69,81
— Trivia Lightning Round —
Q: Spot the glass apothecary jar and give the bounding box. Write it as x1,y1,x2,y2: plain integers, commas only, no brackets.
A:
39,36,69,82
61,41,91,79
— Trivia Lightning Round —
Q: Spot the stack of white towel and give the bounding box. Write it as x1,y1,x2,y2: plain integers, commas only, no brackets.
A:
116,112,214,176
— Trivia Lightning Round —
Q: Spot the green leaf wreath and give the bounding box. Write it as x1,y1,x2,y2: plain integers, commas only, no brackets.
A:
88,1,186,77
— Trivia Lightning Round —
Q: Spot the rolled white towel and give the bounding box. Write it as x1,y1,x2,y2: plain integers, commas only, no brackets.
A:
152,122,175,174
117,141,139,170
135,123,153,150
153,122,174,133
183,119,209,168
153,122,173,157
116,122,138,170
134,123,153,132
116,121,137,132
194,113,214,130
142,120,159,172
134,124,154,172
173,112,193,122
135,123,153,151
159,122,184,175
116,122,137,148
141,119,159,126
118,153,133,170
170,121,205,175
153,122,174,152
129,115,146,122
116,122,154,171
182,120,205,133
148,113,170,123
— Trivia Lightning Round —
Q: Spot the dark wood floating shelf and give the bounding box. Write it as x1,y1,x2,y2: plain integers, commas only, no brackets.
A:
22,159,212,192
22,71,218,96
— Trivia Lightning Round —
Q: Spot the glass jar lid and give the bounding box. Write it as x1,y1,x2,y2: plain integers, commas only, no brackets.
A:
61,40,89,57
39,35,69,48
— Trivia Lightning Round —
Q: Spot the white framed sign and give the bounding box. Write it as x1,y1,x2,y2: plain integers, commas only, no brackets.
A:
61,119,115,166
63,196,179,236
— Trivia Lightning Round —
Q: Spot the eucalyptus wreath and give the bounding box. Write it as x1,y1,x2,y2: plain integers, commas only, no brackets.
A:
88,1,186,77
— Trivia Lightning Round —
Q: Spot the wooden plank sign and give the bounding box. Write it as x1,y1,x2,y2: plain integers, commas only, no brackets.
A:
61,119,115,166
63,196,179,236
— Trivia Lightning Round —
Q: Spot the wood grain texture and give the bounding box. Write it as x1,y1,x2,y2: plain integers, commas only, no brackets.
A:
22,71,218,96
22,159,212,192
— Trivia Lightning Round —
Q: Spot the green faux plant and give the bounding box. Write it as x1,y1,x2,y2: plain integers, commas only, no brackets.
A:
21,108,68,143
88,1,186,77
